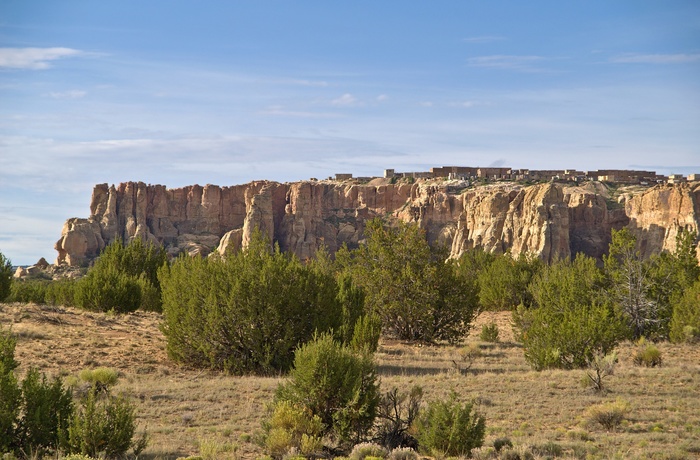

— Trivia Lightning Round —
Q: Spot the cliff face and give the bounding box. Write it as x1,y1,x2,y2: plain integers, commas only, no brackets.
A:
625,182,700,260
54,180,700,266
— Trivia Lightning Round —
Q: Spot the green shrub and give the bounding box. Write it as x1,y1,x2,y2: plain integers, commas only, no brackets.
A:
349,442,388,460
670,280,700,343
45,279,77,307
75,239,167,313
7,279,49,304
135,275,161,312
17,368,73,456
516,300,625,370
479,323,499,343
337,219,479,343
350,314,382,354
531,441,563,457
0,251,12,302
633,341,662,367
63,386,144,458
275,333,379,446
478,252,542,311
493,437,513,452
0,325,20,453
78,367,119,391
584,399,629,430
160,232,345,375
682,325,700,344
10,278,77,306
0,326,73,457
75,266,142,313
414,393,485,458
517,254,627,370
336,273,367,346
262,401,323,459
0,325,18,373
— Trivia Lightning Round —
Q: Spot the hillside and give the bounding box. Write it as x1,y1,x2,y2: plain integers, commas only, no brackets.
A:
2,302,699,459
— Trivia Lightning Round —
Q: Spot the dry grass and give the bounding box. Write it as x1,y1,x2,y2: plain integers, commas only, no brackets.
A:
2,303,700,459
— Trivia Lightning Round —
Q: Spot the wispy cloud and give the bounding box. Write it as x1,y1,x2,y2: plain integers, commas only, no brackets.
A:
376,94,388,102
467,55,546,72
463,35,505,44
448,100,479,108
331,93,360,107
48,90,87,99
290,79,329,87
610,53,700,64
0,47,83,69
259,106,341,118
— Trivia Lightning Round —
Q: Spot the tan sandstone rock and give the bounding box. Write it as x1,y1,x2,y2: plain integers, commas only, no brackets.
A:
54,179,700,266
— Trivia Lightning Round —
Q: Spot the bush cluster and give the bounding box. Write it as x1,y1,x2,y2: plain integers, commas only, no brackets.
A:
274,333,379,446
0,252,11,302
670,279,700,343
3,239,164,314
7,278,77,306
64,386,146,459
459,228,700,372
0,325,144,459
337,219,479,343
632,340,662,367
413,393,486,457
265,333,485,458
479,323,500,343
476,252,543,311
1,324,74,457
159,233,350,375
75,238,167,313
584,399,630,430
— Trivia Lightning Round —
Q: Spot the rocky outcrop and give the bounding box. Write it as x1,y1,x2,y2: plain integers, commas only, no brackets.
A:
55,218,104,266
54,179,700,266
625,182,700,260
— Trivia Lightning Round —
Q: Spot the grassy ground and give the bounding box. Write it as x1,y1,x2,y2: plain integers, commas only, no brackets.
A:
1,302,699,459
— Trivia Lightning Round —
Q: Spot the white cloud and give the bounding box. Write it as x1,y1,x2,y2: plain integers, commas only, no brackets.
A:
260,105,341,118
610,53,700,64
290,79,329,87
331,93,359,107
420,101,434,107
48,90,87,99
463,35,505,44
448,101,478,108
0,47,83,70
467,55,546,72
376,94,388,102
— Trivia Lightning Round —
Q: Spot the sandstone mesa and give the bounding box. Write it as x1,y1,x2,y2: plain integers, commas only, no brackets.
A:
53,178,700,267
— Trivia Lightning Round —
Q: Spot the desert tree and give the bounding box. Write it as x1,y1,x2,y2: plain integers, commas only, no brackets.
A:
670,279,700,343
604,228,660,339
516,254,625,370
646,228,700,337
159,231,346,374
477,251,543,310
0,251,12,302
337,219,479,343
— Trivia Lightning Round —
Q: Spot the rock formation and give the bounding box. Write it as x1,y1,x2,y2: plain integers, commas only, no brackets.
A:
54,179,700,266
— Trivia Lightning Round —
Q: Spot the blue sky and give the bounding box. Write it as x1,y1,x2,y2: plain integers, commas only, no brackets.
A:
1,1,699,264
